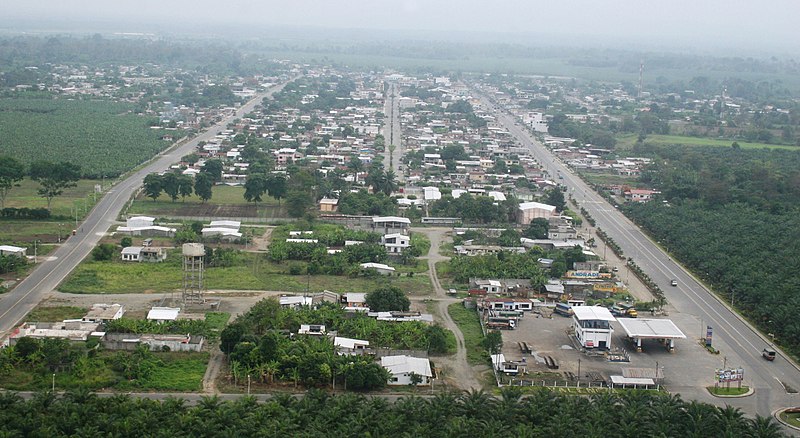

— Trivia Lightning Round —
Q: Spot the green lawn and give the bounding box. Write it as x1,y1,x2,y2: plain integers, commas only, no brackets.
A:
124,352,209,392
617,134,796,151
25,305,86,322
128,185,287,219
61,252,434,295
780,411,800,428
707,385,749,396
3,178,105,219
448,302,486,365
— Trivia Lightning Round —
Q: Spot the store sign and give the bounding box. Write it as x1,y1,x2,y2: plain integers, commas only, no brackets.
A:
705,326,713,347
715,368,744,382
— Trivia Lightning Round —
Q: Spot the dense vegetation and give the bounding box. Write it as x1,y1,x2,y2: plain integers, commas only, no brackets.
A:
626,142,800,356
0,337,206,392
0,98,169,178
219,298,453,390
449,246,586,284
0,388,783,437
428,194,519,224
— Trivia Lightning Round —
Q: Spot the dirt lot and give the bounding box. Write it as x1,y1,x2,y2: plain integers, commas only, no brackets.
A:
498,305,725,389
39,289,287,320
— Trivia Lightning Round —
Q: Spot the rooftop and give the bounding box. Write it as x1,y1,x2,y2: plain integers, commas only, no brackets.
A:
571,305,616,322
616,318,686,339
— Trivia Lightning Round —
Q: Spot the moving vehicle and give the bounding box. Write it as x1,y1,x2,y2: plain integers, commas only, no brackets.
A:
670,279,678,286
762,348,776,361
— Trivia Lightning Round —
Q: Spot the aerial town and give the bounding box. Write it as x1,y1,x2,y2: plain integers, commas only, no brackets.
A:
0,2,799,436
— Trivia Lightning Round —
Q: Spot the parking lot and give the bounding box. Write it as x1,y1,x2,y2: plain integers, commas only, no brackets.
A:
498,304,749,391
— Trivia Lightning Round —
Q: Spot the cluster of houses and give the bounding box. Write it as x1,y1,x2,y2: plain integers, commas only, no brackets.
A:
4,304,205,352
278,291,435,386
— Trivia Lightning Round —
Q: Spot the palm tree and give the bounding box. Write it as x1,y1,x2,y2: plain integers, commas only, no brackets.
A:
747,415,783,437
347,156,364,183
381,170,398,195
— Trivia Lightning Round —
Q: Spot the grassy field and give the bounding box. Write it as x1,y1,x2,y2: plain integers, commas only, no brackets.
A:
616,134,797,151
25,305,86,322
122,352,209,392
448,302,486,365
0,351,209,392
60,251,434,295
127,185,287,219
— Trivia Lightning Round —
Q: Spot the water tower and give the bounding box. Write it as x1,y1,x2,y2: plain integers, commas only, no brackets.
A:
182,243,205,304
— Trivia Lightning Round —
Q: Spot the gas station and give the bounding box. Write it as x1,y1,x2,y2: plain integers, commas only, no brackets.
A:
616,318,686,352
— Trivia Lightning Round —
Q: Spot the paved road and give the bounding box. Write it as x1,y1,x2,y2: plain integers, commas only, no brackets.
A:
472,87,800,416
383,82,403,180
0,79,296,340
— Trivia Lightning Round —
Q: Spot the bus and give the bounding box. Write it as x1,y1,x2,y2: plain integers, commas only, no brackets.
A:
554,302,573,317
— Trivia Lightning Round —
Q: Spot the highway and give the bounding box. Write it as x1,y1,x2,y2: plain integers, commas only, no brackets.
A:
0,79,295,340
473,88,799,416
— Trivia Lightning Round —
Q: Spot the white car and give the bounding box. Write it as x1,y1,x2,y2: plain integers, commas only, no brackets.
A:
670,280,678,287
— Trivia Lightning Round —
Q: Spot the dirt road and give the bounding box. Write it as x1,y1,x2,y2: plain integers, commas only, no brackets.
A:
417,227,482,391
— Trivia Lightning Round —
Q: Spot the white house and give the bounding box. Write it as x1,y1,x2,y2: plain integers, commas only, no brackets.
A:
279,296,313,308
121,246,143,262
333,336,370,355
298,324,326,336
147,307,180,323
372,216,411,234
82,304,125,323
344,292,368,309
381,233,410,254
117,216,176,237
381,355,433,386
517,202,557,225
572,305,616,349
0,245,27,257
360,262,395,275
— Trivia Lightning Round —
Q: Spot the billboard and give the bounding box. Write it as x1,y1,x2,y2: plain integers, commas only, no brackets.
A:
715,368,744,383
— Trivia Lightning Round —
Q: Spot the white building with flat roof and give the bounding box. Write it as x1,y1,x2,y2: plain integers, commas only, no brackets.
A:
572,305,616,349
381,355,433,385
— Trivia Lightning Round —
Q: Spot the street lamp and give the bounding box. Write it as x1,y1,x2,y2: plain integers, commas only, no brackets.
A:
247,374,251,395
52,373,55,392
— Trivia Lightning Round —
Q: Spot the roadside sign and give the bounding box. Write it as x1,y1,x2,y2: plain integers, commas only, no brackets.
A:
705,326,713,347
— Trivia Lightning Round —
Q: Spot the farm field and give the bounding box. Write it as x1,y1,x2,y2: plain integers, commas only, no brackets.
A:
615,133,797,151
0,97,170,178
60,252,434,295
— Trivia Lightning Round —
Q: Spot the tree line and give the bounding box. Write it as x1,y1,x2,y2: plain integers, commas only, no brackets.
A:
627,142,800,357
0,388,783,437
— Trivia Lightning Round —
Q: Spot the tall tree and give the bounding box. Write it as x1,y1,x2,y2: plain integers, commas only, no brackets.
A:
203,159,224,182
347,156,364,183
194,172,213,203
143,173,163,201
365,286,410,312
161,172,180,202
266,175,287,205
285,190,313,218
0,156,26,209
177,175,194,202
29,161,81,210
244,173,267,205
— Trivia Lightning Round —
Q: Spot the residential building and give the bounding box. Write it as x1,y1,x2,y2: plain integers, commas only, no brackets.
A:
381,355,433,385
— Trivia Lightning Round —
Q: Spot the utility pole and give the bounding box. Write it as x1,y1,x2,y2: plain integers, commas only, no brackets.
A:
247,374,251,395
52,373,55,392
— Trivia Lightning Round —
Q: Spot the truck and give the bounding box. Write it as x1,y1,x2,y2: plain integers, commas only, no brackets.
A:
610,304,638,318
487,317,517,330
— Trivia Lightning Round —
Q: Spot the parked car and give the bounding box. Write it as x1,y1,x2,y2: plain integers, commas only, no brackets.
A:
762,348,776,361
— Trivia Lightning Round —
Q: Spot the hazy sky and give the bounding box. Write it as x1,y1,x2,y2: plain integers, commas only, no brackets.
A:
5,0,799,53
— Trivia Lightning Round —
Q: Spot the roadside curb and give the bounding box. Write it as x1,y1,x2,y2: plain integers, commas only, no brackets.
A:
773,408,800,432
706,386,754,398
